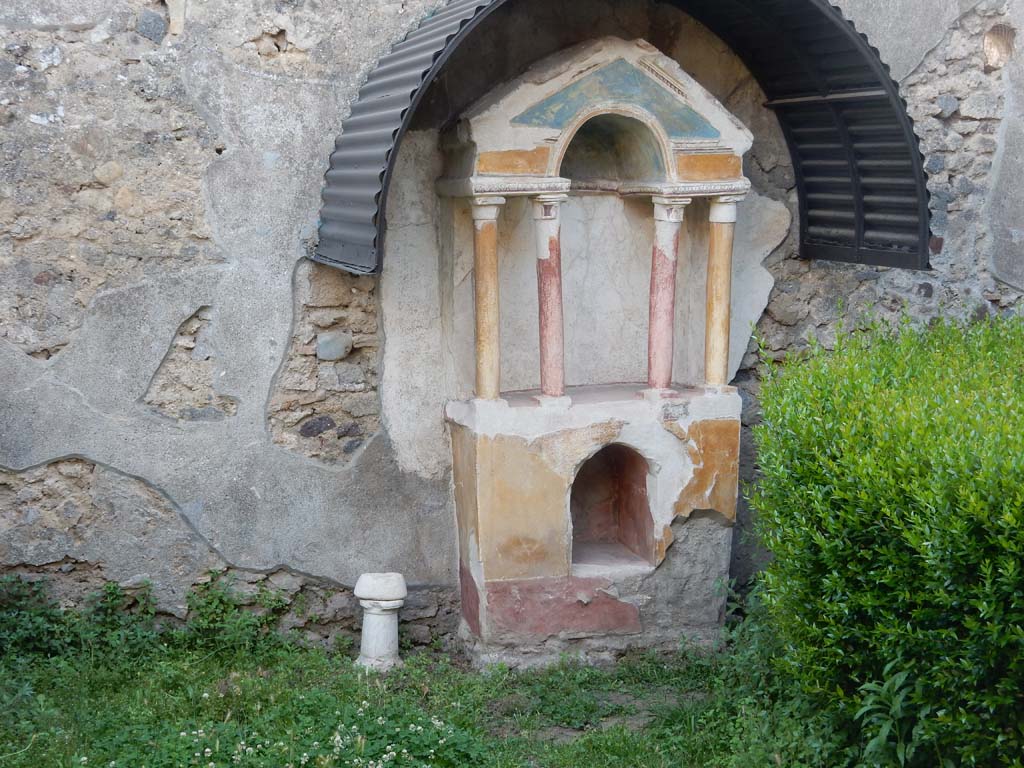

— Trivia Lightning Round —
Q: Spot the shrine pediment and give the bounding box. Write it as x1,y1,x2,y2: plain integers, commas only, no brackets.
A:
511,58,721,142
439,36,753,195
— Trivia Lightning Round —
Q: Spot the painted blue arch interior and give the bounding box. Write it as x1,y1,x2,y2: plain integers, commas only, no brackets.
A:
512,59,720,141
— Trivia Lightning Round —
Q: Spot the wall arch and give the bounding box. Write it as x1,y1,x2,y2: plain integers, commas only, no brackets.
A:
316,0,930,275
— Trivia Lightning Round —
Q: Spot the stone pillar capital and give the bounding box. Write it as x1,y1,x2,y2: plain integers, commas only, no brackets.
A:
470,196,506,222
532,193,569,220
652,196,692,223
709,194,745,223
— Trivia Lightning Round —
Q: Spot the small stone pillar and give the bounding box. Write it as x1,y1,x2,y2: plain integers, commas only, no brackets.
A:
532,193,569,398
705,195,743,386
471,197,506,400
647,196,691,390
354,572,407,671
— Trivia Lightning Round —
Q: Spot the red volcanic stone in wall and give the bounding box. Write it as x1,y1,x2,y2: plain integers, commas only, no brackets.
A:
485,576,641,641
460,563,483,638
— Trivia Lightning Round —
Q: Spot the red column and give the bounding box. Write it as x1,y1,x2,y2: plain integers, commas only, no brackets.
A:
647,197,690,390
532,194,568,398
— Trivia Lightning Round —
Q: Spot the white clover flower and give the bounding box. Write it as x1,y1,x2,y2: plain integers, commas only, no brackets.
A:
204,748,213,756
202,692,210,699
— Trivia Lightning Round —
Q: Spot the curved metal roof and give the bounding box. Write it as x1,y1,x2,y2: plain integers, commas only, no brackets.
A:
316,0,931,274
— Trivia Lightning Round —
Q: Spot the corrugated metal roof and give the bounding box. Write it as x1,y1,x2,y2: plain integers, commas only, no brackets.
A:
315,0,931,274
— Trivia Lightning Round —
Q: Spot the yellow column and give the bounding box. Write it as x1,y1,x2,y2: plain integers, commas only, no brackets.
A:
705,195,743,386
471,196,506,400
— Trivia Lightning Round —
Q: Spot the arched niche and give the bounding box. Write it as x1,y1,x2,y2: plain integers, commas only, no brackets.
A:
570,443,655,573
559,113,669,189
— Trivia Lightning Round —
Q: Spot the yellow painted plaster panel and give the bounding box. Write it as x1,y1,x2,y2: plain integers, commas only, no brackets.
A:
477,147,552,175
668,418,741,521
476,434,571,581
676,153,742,181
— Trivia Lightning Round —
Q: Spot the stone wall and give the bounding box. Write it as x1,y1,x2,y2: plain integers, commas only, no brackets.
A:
2,0,1022,637
1,458,457,645
144,307,240,421
268,261,381,464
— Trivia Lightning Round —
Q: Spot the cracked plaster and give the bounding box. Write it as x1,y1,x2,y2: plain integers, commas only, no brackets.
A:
1,0,454,590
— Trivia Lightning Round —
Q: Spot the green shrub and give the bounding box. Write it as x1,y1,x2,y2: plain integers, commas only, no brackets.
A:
181,574,288,651
753,318,1024,766
0,576,74,656
0,577,157,658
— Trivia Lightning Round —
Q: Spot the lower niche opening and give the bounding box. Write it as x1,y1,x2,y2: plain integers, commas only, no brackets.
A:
570,444,655,575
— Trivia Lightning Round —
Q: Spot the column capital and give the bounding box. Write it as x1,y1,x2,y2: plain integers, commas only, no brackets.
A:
532,193,569,220
709,194,746,223
470,196,506,222
652,196,692,223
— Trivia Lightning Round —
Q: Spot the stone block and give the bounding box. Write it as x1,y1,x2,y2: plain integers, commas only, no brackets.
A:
299,415,336,438
402,590,439,621
136,10,167,43
319,361,366,392
936,94,959,118
403,623,433,645
316,330,353,361
960,92,1001,120
267,570,304,595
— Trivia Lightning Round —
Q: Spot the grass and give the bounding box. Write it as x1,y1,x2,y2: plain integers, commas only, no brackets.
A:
0,577,851,768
